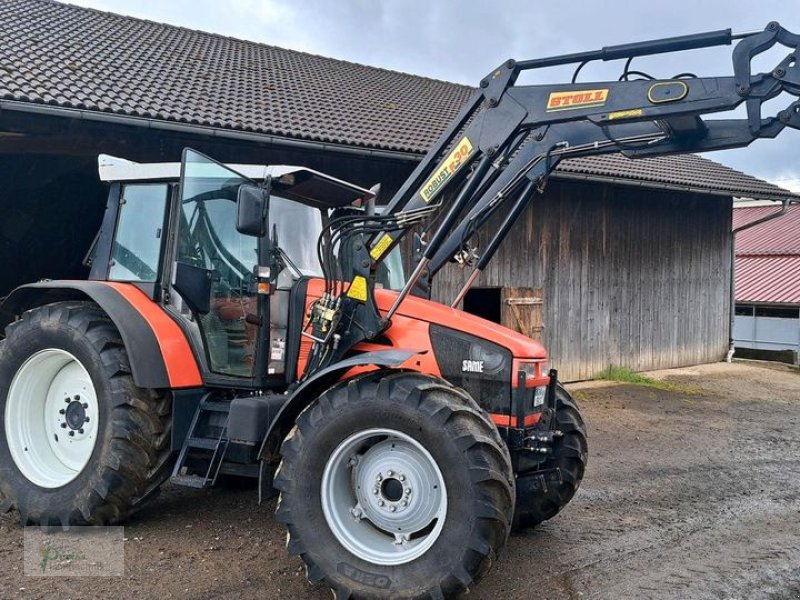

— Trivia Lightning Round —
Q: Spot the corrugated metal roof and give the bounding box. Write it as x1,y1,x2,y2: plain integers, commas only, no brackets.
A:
734,205,800,256
734,204,800,304
0,0,797,201
736,256,800,304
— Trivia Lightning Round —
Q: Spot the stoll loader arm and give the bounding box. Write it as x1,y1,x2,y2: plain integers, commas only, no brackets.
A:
302,21,800,378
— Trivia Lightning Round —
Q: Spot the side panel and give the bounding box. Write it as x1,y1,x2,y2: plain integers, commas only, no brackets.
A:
1,281,202,389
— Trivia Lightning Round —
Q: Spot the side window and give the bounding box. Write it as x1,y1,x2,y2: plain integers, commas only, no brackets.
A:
109,184,168,282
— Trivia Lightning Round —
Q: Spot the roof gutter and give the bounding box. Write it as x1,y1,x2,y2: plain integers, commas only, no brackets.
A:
0,99,421,163
727,198,792,362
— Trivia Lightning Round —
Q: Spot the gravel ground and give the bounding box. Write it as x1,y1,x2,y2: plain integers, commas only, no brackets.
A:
1,360,799,599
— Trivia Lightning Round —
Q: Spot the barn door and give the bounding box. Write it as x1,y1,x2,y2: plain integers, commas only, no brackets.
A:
500,287,544,341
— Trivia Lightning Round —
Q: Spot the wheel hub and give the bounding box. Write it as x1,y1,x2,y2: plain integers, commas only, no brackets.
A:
321,428,447,566
64,398,88,431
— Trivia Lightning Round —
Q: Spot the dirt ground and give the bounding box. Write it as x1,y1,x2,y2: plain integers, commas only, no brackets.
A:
1,360,799,599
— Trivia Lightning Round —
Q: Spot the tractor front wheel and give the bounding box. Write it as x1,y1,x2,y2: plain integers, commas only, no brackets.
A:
275,371,515,599
0,301,171,525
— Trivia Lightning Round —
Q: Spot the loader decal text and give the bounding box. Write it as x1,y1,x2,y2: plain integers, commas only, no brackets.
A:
419,137,475,203
546,89,609,112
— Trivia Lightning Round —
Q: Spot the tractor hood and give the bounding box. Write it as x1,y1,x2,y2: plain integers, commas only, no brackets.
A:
374,288,547,359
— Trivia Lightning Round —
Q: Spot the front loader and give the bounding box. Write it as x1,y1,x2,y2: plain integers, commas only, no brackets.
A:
1,21,799,599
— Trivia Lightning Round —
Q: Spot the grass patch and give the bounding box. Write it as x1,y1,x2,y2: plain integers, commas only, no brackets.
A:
595,366,701,394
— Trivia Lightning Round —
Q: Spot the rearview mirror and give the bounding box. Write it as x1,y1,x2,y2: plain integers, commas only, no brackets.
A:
236,181,270,237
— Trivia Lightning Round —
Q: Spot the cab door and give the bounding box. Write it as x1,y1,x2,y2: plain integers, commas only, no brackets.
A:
173,149,263,381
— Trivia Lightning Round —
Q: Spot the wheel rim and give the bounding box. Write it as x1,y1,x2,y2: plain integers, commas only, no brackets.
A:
321,428,447,566
5,349,99,488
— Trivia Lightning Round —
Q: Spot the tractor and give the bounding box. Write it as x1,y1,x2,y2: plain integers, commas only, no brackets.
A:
1,21,799,599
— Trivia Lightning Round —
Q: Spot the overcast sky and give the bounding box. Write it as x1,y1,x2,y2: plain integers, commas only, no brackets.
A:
68,0,800,187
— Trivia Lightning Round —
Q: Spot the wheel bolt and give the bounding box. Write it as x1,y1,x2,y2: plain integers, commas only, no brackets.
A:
60,423,67,429
378,500,385,507
387,470,394,477
398,475,405,482
82,403,88,409
85,417,90,423
401,500,408,507
405,488,411,496
372,488,379,495
59,409,66,415
64,398,70,404
74,395,80,401
68,431,75,437
376,473,383,482
389,506,396,512
79,429,84,435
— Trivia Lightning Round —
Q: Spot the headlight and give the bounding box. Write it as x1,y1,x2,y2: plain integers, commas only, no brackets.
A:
515,360,549,387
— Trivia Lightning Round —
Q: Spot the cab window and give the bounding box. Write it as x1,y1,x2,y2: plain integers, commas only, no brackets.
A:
109,184,168,282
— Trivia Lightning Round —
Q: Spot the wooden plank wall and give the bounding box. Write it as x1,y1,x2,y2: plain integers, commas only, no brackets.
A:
433,180,733,381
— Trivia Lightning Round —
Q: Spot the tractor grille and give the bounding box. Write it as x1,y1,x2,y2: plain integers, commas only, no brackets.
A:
429,324,512,415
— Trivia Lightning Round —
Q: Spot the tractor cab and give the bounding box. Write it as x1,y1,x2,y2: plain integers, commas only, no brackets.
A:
90,150,403,389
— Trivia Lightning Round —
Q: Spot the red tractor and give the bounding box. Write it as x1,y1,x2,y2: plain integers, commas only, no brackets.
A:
1,22,798,598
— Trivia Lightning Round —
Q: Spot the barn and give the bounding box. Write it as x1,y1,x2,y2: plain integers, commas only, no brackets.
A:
732,203,800,365
1,0,797,380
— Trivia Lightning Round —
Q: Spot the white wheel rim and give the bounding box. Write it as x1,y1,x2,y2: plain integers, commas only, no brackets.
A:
321,428,447,566
5,349,99,488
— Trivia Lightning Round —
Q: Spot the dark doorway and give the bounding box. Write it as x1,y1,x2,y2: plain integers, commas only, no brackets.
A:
0,154,106,296
463,287,502,324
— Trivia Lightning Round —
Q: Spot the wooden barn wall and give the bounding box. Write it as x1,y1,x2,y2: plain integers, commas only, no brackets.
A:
432,180,733,381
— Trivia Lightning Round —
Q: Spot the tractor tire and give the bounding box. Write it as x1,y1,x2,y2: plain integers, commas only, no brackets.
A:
513,384,587,530
0,301,172,526
275,371,515,599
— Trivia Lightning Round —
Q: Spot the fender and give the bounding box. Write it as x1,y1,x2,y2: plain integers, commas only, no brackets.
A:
0,281,202,389
257,349,419,462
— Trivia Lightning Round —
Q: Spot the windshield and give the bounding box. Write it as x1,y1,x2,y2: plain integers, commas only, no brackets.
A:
379,246,405,291
269,196,324,277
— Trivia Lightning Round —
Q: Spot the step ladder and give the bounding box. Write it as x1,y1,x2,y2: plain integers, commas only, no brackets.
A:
171,398,230,489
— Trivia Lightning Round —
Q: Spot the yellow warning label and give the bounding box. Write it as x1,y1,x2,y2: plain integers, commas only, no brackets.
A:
419,137,475,203
607,108,644,121
370,233,393,260
546,89,609,112
346,275,368,302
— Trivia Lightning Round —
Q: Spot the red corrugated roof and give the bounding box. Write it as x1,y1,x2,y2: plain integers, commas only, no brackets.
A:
734,205,800,256
734,204,800,304
736,256,800,304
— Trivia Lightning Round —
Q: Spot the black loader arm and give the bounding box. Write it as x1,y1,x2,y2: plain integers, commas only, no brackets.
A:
302,22,800,379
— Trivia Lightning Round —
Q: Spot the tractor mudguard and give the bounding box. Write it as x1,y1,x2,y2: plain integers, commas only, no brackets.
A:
257,349,419,462
0,281,202,389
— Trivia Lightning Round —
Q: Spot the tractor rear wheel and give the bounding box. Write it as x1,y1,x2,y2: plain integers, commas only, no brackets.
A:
0,301,171,525
513,384,587,529
275,371,515,599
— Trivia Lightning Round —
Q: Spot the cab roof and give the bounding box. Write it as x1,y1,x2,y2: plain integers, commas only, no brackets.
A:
98,154,374,209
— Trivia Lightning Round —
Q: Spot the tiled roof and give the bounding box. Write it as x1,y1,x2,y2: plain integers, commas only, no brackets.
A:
734,205,800,304
1,0,797,201
557,154,798,201
0,0,472,154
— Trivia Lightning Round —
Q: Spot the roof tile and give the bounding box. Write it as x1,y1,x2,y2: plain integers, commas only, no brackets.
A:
0,0,796,200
